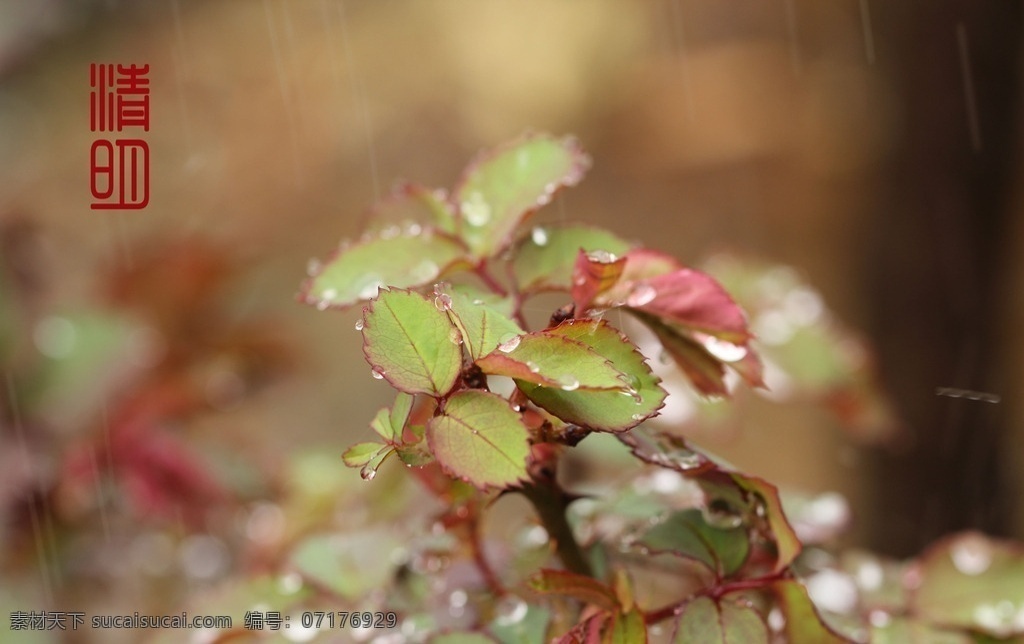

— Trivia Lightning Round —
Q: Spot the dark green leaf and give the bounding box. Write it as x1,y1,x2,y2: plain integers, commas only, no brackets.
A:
639,509,750,576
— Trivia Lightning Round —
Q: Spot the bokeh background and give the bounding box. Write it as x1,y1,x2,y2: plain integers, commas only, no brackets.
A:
1,0,1022,641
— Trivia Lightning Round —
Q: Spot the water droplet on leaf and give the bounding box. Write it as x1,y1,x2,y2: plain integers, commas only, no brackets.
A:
434,293,452,311
526,361,540,373
697,333,748,363
702,499,744,529
354,319,364,331
586,249,617,263
371,366,386,380
462,191,491,227
306,258,322,276
448,328,463,345
626,282,657,307
360,465,377,480
411,259,439,283
494,596,529,626
559,376,580,391
951,534,993,575
531,226,549,246
497,334,521,353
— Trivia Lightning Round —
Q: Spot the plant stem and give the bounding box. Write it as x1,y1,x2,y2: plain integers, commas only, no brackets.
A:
520,476,593,578
474,263,508,298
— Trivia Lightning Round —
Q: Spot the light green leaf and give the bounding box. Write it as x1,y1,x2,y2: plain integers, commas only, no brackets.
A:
290,530,401,599
512,224,633,293
673,596,769,643
364,182,457,235
301,232,468,309
488,600,550,644
362,289,463,396
869,618,970,644
771,580,852,644
516,319,666,431
605,609,647,644
912,532,1024,638
454,134,590,258
444,286,524,360
426,390,530,489
341,441,389,467
476,331,627,391
639,509,750,576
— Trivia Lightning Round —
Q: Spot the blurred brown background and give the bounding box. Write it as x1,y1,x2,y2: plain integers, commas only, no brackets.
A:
1,0,1022,623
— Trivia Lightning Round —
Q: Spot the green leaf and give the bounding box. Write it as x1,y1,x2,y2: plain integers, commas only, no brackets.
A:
395,425,434,466
770,580,852,644
454,134,590,259
673,596,769,643
289,530,401,599
443,285,524,360
730,473,802,573
911,532,1024,638
426,390,530,489
512,224,633,293
488,601,551,644
364,182,457,235
639,509,750,576
369,392,415,442
516,319,666,431
869,618,971,644
362,289,463,396
341,441,389,467
300,231,468,309
604,609,647,644
526,569,619,612
477,331,628,391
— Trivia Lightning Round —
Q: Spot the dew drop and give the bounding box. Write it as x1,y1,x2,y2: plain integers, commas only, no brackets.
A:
448,328,463,345
531,226,549,246
951,534,992,575
315,300,329,312
360,465,377,480
321,287,338,301
371,367,386,380
380,225,401,240
354,319,364,331
697,333,748,363
702,499,744,529
472,299,484,305
626,282,657,307
494,596,529,626
405,222,423,236
462,191,492,227
306,258,322,276
434,293,452,311
586,249,617,263
526,361,540,373
356,275,384,300
497,334,521,353
411,259,439,283
559,376,580,391
630,413,644,422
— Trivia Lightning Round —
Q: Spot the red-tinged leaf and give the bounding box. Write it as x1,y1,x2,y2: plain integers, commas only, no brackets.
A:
672,596,769,643
512,224,634,293
599,248,683,303
619,426,714,474
556,612,608,644
572,249,627,312
300,231,469,310
628,269,752,343
730,473,802,573
633,311,730,397
426,390,530,489
476,331,628,391
363,182,457,236
361,289,463,397
453,133,591,258
527,570,620,613
770,580,852,644
910,531,1024,638
442,285,524,360
516,319,667,432
730,349,766,389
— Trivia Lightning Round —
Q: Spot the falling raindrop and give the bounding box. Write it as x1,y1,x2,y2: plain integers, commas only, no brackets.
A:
626,282,657,307
559,376,580,391
354,319,364,331
497,334,521,353
434,293,452,311
371,367,386,380
531,226,549,246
